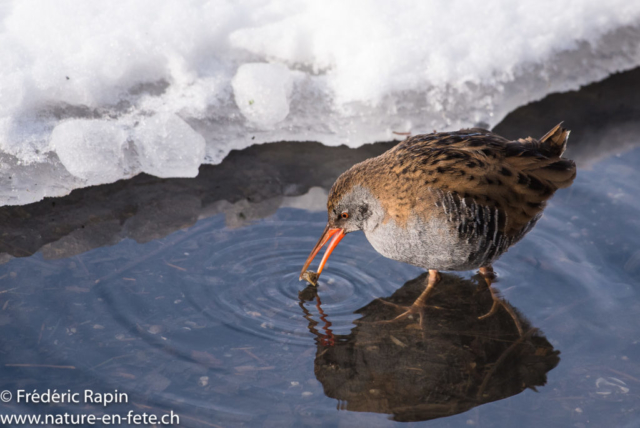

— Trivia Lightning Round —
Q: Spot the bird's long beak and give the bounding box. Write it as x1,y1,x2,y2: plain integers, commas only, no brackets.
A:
299,225,346,280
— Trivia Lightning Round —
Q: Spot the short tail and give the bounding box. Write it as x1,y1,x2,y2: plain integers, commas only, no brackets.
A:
512,122,576,190
538,122,570,157
533,123,575,189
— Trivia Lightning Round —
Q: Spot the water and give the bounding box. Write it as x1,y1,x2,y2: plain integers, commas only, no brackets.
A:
1,70,640,427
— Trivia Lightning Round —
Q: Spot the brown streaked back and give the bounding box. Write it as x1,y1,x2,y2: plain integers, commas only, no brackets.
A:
328,124,576,237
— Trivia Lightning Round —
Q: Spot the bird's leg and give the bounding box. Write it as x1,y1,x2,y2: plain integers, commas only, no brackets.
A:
477,266,499,319
413,269,441,308
374,269,442,327
477,265,523,335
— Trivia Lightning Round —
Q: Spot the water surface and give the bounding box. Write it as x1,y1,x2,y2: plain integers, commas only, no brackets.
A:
1,70,640,427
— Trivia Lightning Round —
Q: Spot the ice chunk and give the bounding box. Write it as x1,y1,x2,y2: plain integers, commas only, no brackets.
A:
49,119,128,185
134,113,205,178
232,63,294,128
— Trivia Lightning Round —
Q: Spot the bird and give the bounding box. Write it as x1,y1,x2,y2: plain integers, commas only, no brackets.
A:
299,123,576,324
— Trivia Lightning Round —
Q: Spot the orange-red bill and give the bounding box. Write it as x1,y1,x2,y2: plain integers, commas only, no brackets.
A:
299,225,346,280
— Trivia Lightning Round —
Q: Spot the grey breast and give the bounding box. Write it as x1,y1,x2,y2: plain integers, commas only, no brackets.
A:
364,189,540,271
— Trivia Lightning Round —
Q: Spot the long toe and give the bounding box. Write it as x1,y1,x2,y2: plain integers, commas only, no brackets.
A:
478,300,500,320
375,298,411,312
369,301,443,326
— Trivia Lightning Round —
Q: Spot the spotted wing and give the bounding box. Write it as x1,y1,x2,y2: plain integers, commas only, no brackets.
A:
387,125,576,236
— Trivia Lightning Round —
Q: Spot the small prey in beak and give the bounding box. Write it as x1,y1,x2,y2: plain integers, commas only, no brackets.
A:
300,225,345,286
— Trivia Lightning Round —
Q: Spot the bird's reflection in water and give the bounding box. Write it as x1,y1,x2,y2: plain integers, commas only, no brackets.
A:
299,273,560,422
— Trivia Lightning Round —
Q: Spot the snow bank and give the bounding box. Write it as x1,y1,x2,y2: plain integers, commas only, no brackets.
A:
2,0,640,205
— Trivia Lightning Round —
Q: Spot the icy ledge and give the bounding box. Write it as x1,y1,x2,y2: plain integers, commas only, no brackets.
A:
2,1,640,206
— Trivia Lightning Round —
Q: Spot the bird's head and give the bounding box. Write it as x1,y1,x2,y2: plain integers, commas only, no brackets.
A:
299,168,376,282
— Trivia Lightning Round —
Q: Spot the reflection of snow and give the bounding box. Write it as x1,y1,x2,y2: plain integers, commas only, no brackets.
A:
2,0,640,205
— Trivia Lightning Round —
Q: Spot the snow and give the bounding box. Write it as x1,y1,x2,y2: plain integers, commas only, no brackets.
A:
2,0,640,205
135,113,206,178
50,119,128,185
232,63,295,128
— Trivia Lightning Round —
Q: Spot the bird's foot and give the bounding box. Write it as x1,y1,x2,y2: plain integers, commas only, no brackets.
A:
365,299,443,327
377,298,443,313
477,289,524,336
477,265,502,320
478,300,500,320
358,269,442,328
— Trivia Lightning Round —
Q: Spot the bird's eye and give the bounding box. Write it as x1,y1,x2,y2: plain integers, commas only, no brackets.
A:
341,212,349,219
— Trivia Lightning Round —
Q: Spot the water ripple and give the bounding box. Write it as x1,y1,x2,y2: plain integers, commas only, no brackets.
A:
93,217,417,350
181,223,408,345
